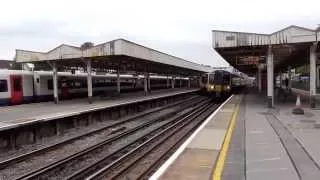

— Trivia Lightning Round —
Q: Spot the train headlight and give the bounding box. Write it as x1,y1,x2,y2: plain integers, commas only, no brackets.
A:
210,85,214,89
227,85,230,90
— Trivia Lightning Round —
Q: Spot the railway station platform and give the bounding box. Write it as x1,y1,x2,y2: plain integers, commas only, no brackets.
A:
0,88,198,132
151,89,320,180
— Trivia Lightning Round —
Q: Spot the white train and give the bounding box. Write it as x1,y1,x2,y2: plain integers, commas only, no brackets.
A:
0,70,188,106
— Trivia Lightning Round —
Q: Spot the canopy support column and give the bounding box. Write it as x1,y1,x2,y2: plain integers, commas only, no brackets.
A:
310,43,317,108
258,65,262,93
267,45,274,108
144,73,148,95
288,66,292,90
87,59,93,104
279,71,282,88
52,61,59,104
147,73,151,92
117,69,121,94
172,76,175,88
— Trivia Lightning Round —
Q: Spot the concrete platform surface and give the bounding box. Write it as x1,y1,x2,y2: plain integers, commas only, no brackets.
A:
152,89,320,180
150,95,242,180
0,88,198,131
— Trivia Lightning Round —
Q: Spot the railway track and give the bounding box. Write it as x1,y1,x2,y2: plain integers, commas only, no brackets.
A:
84,101,218,180
15,98,210,180
0,95,210,179
0,96,199,169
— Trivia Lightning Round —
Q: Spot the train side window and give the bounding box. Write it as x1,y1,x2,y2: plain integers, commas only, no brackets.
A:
13,78,22,91
36,78,40,83
48,79,53,90
0,80,8,92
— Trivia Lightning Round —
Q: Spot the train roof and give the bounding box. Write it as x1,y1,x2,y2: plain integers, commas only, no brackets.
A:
34,71,137,79
0,70,188,80
0,69,34,75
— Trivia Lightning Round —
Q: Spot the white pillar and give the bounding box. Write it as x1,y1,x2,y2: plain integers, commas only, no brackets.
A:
267,45,274,108
279,71,282,88
166,76,170,88
52,61,59,104
199,75,202,87
171,77,175,88
310,43,317,108
258,66,262,92
144,73,148,95
288,66,292,90
87,59,93,104
117,70,120,94
147,73,151,92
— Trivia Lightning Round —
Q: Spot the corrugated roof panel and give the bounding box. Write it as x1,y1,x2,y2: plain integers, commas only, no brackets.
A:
15,39,213,73
213,25,318,48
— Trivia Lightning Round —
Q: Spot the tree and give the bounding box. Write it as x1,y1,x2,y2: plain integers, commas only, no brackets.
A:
80,42,94,50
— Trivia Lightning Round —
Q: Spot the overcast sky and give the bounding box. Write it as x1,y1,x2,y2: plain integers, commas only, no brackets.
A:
0,0,319,67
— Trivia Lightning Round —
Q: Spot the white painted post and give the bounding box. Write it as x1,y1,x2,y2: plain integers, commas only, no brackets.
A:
171,76,175,88
310,43,317,108
288,66,292,90
279,71,282,88
258,65,262,92
87,59,93,104
199,76,202,87
117,69,120,94
144,73,148,95
267,45,274,108
52,61,59,104
147,73,151,92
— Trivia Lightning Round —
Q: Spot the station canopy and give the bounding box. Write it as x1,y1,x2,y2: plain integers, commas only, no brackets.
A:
15,38,214,76
212,25,320,75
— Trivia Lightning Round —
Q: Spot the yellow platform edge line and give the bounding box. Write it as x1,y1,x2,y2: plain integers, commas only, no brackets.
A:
212,101,240,180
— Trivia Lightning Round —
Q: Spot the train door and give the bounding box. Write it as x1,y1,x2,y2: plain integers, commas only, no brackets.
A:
60,77,70,99
10,75,23,104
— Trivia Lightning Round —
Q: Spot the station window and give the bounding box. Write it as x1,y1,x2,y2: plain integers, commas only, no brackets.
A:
13,78,22,91
48,79,53,90
0,80,8,92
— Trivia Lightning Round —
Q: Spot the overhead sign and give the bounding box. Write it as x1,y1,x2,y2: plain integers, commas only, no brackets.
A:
236,56,265,65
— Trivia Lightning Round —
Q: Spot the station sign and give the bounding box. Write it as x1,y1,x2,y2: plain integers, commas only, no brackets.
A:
236,56,266,65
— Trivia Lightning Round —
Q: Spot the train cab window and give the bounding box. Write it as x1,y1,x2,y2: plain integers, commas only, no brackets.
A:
201,75,208,84
223,74,231,84
209,74,215,84
214,72,223,84
48,80,53,90
13,78,22,91
0,80,8,92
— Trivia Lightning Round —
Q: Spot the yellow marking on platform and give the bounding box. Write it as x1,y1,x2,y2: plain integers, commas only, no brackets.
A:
212,103,240,180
